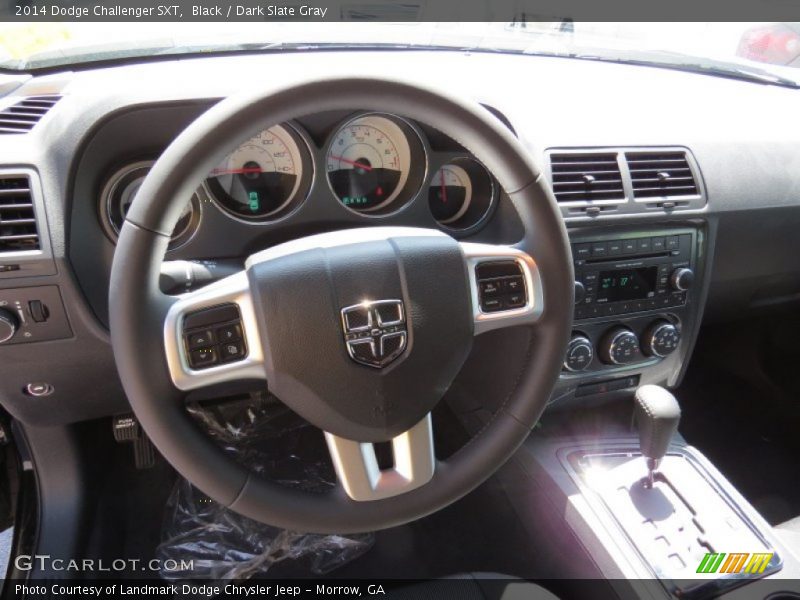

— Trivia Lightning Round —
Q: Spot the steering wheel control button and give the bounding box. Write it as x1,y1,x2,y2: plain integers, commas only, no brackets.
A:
219,340,246,362
479,279,502,296
183,304,239,330
183,303,247,369
216,323,242,343
189,347,218,368
476,261,527,313
341,300,407,368
505,293,526,309
187,329,215,349
481,297,503,312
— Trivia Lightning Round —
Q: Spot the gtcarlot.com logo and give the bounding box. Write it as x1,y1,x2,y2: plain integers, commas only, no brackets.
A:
14,555,193,573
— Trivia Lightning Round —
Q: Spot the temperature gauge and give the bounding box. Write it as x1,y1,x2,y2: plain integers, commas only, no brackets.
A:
428,158,494,230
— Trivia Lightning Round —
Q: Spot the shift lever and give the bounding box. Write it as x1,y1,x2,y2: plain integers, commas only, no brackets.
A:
634,385,681,488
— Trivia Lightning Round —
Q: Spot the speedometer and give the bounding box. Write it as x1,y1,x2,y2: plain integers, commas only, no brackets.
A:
326,114,413,212
207,124,305,220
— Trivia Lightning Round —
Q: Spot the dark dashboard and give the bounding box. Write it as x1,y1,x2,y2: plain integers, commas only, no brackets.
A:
1,48,799,427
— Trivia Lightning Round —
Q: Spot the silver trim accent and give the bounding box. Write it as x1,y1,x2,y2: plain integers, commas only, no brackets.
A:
460,242,544,335
163,270,266,391
0,311,16,343
563,335,593,372
603,328,640,366
324,414,435,501
0,168,56,279
99,160,201,252
643,321,680,358
543,146,707,221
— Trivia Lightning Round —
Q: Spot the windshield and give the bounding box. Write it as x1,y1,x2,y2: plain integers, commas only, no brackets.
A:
1,22,799,87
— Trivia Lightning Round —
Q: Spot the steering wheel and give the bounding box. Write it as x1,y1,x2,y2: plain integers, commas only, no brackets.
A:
109,76,573,533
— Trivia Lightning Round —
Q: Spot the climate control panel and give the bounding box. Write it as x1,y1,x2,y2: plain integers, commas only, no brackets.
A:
563,318,681,373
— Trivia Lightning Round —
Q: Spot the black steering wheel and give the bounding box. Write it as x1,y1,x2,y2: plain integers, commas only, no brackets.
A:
109,76,573,533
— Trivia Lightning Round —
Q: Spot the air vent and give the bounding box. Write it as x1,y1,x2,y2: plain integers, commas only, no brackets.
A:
549,153,626,205
0,95,62,134
626,151,699,200
0,176,40,252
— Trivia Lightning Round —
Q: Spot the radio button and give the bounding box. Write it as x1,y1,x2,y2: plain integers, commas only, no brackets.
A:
637,238,652,253
583,272,598,284
608,240,623,255
573,244,592,259
666,236,680,250
622,240,637,254
652,237,666,251
591,242,608,257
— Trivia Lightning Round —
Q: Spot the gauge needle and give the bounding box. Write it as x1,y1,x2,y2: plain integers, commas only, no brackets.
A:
329,155,373,172
440,170,447,203
210,167,263,176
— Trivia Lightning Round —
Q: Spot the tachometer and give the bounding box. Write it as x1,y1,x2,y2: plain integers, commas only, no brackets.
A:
207,124,305,220
326,114,412,212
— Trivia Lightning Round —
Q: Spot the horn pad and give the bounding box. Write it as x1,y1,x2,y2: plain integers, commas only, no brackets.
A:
247,231,474,442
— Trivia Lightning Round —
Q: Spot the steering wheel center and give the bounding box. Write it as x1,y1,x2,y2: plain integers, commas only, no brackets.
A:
245,228,474,442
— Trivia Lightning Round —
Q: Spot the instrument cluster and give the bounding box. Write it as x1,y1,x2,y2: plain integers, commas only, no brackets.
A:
99,112,499,251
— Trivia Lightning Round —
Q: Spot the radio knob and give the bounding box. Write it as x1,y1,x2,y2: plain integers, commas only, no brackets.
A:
564,334,593,372
0,308,19,344
642,320,681,358
574,281,586,305
599,326,641,365
670,267,694,291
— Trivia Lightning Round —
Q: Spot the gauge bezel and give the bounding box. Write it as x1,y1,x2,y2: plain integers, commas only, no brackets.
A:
99,160,202,252
324,112,427,217
428,156,497,232
205,122,313,223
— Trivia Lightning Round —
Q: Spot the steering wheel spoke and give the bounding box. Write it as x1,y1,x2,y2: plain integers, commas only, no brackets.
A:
460,242,544,335
325,414,435,501
163,270,266,391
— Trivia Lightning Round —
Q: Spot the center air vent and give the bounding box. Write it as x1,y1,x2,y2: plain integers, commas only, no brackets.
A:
625,151,699,200
0,176,40,252
549,153,626,205
0,95,62,134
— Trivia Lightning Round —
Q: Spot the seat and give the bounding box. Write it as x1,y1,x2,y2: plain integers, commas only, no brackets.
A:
387,573,560,600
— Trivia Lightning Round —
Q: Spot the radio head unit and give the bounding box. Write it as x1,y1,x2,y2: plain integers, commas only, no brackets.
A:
573,232,695,320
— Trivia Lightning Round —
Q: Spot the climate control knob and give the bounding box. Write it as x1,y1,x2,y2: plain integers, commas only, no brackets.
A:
564,334,593,372
670,267,694,291
0,308,19,344
642,320,681,358
599,326,640,365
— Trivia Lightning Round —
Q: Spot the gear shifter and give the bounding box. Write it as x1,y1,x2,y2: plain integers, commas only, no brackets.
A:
634,385,681,488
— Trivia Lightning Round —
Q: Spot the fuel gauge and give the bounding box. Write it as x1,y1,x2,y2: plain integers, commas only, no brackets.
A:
428,158,495,230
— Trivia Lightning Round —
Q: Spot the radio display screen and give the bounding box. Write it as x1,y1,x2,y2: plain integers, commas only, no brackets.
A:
597,267,657,302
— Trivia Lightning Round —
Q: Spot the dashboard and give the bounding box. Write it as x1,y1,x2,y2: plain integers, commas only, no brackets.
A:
1,49,800,427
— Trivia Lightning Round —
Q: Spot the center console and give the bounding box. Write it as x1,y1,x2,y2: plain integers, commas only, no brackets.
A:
550,225,706,408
